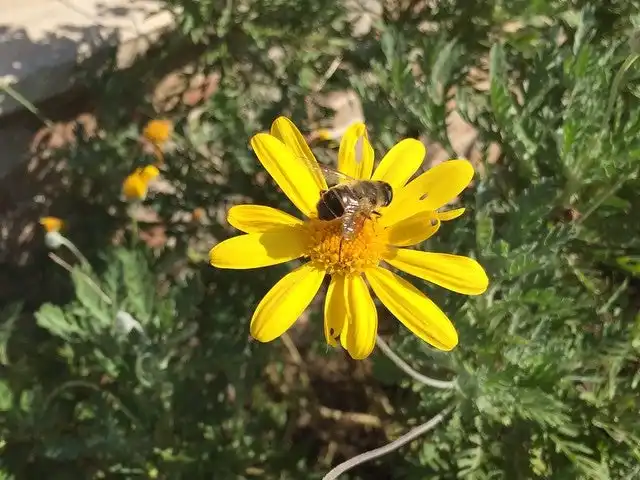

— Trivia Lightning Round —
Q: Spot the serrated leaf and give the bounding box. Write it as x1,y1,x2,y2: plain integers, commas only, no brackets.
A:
430,39,458,104
115,249,154,321
489,43,514,127
72,269,113,331
35,304,83,341
476,212,494,251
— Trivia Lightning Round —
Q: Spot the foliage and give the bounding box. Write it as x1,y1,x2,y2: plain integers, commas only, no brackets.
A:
2,0,640,479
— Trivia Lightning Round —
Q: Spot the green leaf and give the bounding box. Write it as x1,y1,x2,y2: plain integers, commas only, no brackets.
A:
114,249,155,321
476,212,494,252
72,269,113,331
35,304,83,341
489,42,514,127
0,303,20,366
0,380,13,411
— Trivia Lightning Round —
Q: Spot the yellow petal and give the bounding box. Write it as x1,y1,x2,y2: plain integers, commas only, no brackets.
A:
324,275,347,347
122,173,147,200
251,263,325,342
227,205,303,233
250,133,322,218
385,212,440,246
39,216,63,233
270,117,327,191
371,139,425,191
438,208,466,221
209,226,307,269
383,160,474,224
143,119,172,144
365,267,458,351
337,123,374,180
383,249,489,295
139,165,160,181
340,275,377,360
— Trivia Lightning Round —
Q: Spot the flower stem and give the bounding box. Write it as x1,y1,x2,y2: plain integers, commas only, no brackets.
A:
321,405,454,480
42,379,140,427
320,339,457,479
59,236,91,269
578,173,633,225
130,213,139,248
375,336,456,389
0,83,54,128
48,253,113,305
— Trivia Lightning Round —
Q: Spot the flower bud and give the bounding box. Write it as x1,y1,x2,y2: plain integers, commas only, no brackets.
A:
114,310,144,336
44,231,65,249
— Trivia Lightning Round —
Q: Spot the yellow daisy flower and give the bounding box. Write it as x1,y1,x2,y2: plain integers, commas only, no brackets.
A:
39,216,63,233
142,119,173,145
122,165,160,201
209,117,488,359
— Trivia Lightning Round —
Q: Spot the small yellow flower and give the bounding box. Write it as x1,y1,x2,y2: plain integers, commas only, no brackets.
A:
209,117,489,359
122,165,160,201
39,216,63,233
143,119,173,145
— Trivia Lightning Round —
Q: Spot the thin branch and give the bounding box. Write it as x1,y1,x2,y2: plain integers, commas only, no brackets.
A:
322,405,454,480
376,336,456,389
318,406,382,428
314,56,343,93
281,332,303,365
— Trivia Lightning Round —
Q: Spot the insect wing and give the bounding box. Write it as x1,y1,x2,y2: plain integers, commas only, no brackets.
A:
295,155,357,187
316,163,358,186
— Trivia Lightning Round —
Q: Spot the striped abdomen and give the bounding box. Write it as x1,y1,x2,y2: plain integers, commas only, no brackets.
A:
317,185,352,220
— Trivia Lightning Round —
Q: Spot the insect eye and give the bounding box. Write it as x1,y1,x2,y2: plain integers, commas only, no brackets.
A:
383,183,394,203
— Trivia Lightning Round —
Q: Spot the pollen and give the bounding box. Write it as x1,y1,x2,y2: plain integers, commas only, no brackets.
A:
305,216,388,276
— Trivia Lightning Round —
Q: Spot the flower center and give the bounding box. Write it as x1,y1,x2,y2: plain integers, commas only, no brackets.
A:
305,216,388,276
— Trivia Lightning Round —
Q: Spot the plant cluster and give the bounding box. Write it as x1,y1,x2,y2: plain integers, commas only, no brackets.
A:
1,0,640,479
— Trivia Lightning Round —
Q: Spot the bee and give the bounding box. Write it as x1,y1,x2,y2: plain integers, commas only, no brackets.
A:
298,135,393,242
313,163,393,239
293,133,394,260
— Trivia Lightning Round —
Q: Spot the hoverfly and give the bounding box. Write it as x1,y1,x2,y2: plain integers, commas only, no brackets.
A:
297,135,394,258
312,163,393,238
